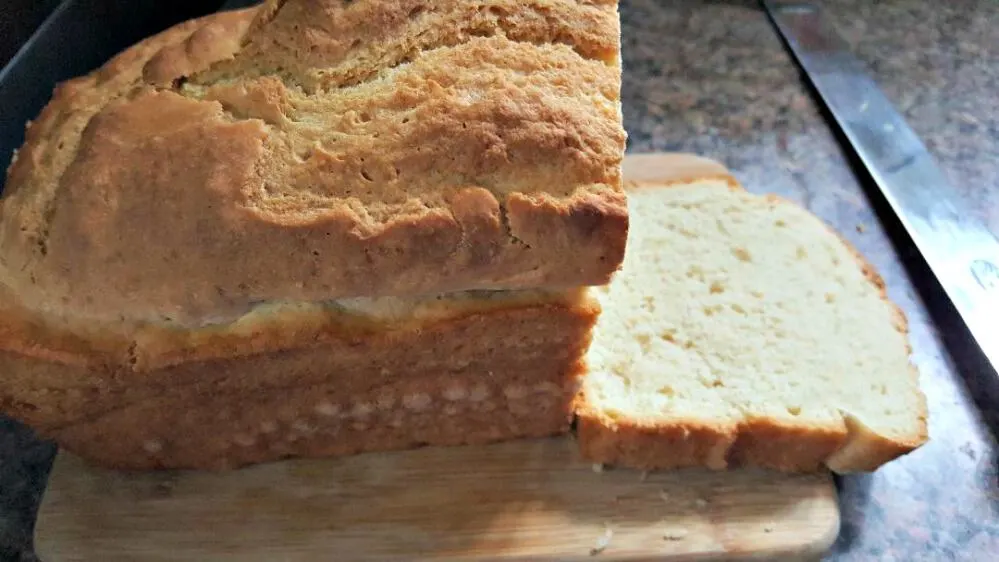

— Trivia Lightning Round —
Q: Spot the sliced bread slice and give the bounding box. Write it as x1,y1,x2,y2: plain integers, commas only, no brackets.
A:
575,162,928,473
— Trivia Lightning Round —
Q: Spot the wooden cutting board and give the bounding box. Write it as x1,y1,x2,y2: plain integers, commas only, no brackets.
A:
33,154,840,561
36,439,837,562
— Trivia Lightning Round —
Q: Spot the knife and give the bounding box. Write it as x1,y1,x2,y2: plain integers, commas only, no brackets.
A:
762,1,999,373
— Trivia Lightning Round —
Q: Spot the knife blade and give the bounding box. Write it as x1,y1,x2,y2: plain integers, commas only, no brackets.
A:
762,1,999,373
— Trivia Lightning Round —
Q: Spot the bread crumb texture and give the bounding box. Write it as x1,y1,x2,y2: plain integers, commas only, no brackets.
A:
0,0,627,327
578,180,928,473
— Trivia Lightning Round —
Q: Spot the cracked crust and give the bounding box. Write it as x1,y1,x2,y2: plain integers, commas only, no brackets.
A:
0,0,627,327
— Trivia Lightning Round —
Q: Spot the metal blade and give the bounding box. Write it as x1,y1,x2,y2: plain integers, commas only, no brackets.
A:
762,1,999,373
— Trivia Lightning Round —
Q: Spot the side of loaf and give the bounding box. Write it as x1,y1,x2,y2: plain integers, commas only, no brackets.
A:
0,0,628,328
0,289,598,470
575,168,928,474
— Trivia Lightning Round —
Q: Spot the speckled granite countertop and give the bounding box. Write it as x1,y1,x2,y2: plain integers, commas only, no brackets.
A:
2,0,998,560
620,0,999,559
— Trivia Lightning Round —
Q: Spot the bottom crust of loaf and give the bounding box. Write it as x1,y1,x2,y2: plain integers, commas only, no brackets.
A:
574,410,849,473
1,292,598,471
575,408,924,474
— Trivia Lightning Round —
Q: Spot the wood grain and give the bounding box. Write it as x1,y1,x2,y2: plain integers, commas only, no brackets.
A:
35,438,837,562
33,153,840,561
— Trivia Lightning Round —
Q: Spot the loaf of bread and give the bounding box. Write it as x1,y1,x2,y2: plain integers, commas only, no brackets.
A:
0,0,627,327
0,287,598,470
575,160,929,473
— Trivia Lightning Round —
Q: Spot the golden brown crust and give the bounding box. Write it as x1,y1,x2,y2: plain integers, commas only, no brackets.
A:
727,417,847,473
621,153,739,189
824,408,928,473
574,407,736,471
575,408,848,474
0,290,599,470
0,0,627,327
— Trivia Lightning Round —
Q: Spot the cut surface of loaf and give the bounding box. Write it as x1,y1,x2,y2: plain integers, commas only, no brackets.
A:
0,287,598,470
0,0,627,327
576,172,928,473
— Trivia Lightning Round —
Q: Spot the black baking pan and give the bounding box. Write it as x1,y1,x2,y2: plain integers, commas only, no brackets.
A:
0,0,232,189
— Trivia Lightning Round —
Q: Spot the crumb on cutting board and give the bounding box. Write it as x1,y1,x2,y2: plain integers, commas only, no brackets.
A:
590,524,614,556
663,528,689,541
